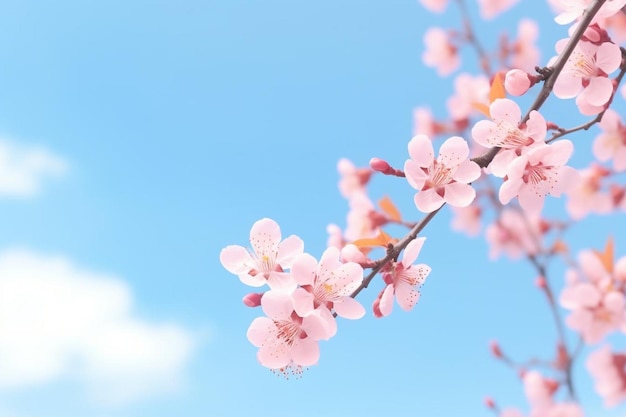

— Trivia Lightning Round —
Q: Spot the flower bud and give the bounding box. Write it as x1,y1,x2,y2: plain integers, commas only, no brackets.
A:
504,69,531,96
242,292,263,307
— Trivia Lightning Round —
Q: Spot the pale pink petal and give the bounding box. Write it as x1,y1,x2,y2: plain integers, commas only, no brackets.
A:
489,150,517,178
404,159,429,190
220,245,254,274
583,77,614,106
395,282,421,311
408,135,435,167
525,110,547,142
291,287,315,317
276,235,305,268
415,188,445,212
302,310,336,340
499,177,522,205
471,120,497,148
291,253,318,286
291,338,320,367
596,42,622,73
250,218,281,256
333,297,366,319
247,316,275,347
490,98,522,124
438,136,470,166
318,246,342,274
379,284,395,316
452,159,481,183
266,271,297,291
257,340,291,369
444,182,476,207
261,290,294,320
402,237,426,266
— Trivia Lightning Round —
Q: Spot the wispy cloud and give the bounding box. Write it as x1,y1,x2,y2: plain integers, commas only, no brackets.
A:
0,249,196,405
0,140,66,197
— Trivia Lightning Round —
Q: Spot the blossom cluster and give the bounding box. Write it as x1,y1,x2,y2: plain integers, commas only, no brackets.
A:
221,218,431,374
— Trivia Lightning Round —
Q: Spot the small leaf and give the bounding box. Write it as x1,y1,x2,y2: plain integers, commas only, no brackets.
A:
594,236,614,273
489,72,506,103
379,196,402,222
352,230,396,249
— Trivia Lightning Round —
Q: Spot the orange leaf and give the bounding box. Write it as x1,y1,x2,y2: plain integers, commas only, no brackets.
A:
379,196,401,222
473,102,491,118
594,236,614,273
552,239,569,254
352,230,396,249
489,72,506,103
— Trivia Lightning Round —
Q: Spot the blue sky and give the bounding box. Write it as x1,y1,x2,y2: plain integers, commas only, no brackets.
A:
0,1,625,416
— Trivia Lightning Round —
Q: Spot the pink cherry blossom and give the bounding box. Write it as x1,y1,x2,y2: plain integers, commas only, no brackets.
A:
505,69,532,96
447,73,490,120
593,109,626,171
247,290,335,371
413,107,438,137
422,27,459,76
565,164,613,219
510,19,540,72
471,98,547,177
337,158,372,199
419,0,449,13
485,208,543,259
405,135,481,213
345,191,380,242
290,247,365,320
220,218,303,290
524,371,557,409
499,140,579,215
587,345,626,407
375,238,431,317
451,204,482,237
560,250,626,343
551,39,621,113
551,0,626,25
478,0,519,20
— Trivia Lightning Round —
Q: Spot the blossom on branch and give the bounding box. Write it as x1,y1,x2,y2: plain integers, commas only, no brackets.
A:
498,140,579,215
290,247,366,320
405,135,481,213
471,98,547,176
423,27,460,76
587,344,626,407
374,238,431,317
247,290,335,372
220,218,303,290
593,109,626,172
550,37,621,115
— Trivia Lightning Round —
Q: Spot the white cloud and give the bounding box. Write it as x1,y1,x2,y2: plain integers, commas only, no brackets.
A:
0,249,196,404
0,140,66,197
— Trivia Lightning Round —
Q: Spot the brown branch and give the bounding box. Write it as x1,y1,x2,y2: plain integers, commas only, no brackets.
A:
350,207,442,299
548,46,626,143
471,0,609,169
455,0,492,77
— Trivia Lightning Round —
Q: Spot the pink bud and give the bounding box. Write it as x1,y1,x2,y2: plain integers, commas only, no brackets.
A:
372,298,383,318
484,396,495,409
370,157,391,173
242,292,263,307
504,69,531,96
535,276,547,289
489,340,503,358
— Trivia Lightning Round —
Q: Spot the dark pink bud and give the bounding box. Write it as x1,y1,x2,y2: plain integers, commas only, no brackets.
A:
370,157,391,173
504,69,532,96
243,292,263,307
535,276,547,289
489,340,503,358
484,396,495,409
